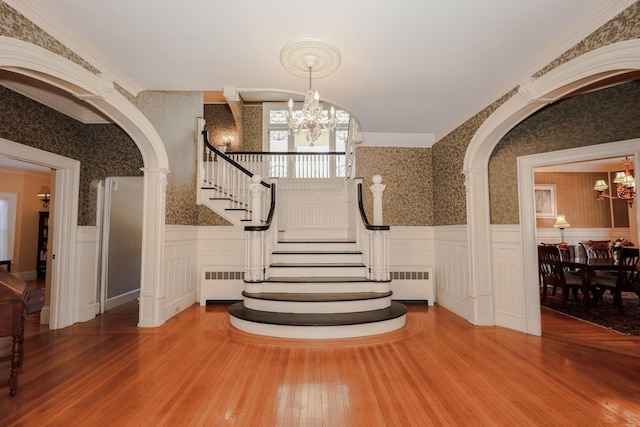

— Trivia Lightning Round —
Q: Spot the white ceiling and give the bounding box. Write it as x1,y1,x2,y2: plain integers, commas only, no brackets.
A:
6,0,633,145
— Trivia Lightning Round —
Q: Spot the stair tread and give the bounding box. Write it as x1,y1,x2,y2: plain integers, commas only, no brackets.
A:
270,263,364,267
242,291,393,302
262,277,374,283
279,240,356,243
229,302,407,326
273,251,362,255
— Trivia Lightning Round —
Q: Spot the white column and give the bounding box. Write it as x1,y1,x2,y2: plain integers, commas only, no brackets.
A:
370,174,386,226
138,167,169,328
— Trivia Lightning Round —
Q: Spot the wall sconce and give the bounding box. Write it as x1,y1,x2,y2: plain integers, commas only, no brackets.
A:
218,136,233,153
37,186,51,208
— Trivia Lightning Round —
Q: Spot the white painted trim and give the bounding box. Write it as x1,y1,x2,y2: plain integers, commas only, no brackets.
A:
464,39,640,335
5,0,144,96
0,36,169,328
0,138,79,329
435,0,637,141
518,140,640,336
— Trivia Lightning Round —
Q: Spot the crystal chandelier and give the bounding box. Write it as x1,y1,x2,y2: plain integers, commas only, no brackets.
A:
280,37,341,146
594,156,636,206
287,62,338,145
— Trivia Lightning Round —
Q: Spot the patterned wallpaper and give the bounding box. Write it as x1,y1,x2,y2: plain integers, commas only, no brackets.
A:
0,2,97,74
489,80,640,224
2,0,639,229
355,146,433,226
242,104,263,152
432,1,640,226
204,104,239,151
0,85,143,226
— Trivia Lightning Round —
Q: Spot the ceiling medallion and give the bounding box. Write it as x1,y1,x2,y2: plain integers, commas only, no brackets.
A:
280,37,341,145
280,36,341,79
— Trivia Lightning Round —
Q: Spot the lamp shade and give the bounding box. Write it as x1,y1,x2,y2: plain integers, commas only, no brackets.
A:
593,180,608,192
554,214,570,228
37,186,51,197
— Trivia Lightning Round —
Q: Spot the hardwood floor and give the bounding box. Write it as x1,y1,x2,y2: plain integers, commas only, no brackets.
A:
1,303,639,426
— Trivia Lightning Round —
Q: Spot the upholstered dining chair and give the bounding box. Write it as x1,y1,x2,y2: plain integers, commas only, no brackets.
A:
591,247,640,314
538,245,583,305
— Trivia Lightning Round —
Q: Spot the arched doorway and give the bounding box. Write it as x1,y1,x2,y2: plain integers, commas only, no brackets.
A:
464,39,640,335
0,37,169,329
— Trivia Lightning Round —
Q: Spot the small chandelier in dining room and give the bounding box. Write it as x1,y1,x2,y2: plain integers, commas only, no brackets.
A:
280,37,340,145
593,156,636,207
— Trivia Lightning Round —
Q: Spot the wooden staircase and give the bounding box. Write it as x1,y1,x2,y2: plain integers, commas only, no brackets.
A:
229,240,407,339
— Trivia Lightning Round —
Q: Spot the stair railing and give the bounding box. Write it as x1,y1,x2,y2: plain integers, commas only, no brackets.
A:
225,151,347,179
200,131,271,223
244,180,278,282
357,181,390,281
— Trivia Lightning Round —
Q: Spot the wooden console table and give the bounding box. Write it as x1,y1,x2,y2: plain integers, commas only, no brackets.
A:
0,269,26,396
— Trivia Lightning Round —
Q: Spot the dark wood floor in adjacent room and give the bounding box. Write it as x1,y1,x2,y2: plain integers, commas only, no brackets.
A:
1,302,639,426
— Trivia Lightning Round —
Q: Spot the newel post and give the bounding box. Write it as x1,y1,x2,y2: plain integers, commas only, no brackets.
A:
245,175,267,282
369,175,390,281
249,174,266,225
370,174,386,226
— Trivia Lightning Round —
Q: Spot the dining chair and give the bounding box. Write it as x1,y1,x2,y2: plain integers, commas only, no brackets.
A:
580,240,612,259
591,247,640,314
538,245,583,305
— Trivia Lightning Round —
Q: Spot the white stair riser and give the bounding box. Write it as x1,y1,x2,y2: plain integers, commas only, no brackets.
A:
269,266,366,278
243,296,392,314
277,242,357,252
272,253,362,264
202,199,249,226
244,282,390,294
229,315,407,339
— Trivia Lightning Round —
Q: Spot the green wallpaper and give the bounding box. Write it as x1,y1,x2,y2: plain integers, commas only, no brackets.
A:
0,85,143,226
131,90,204,225
355,146,433,226
489,81,640,224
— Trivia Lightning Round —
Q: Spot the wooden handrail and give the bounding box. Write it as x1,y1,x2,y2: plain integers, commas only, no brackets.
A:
202,131,270,188
226,151,346,156
244,183,276,232
357,183,390,231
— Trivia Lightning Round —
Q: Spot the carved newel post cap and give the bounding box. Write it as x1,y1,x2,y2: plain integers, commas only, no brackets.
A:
372,175,382,184
251,174,262,184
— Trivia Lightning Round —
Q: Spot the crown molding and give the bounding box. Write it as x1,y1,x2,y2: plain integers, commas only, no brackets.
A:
433,0,637,143
5,0,144,96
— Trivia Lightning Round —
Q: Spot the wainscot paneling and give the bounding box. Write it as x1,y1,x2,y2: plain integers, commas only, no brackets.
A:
277,178,349,240
490,225,526,332
163,226,199,321
197,226,246,303
433,225,470,320
73,226,100,324
389,227,435,303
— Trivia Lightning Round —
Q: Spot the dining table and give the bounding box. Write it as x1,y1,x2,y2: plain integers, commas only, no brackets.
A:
560,256,618,311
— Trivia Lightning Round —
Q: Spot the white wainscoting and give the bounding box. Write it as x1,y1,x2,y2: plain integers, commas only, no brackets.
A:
433,225,471,320
490,225,527,332
72,226,100,324
277,179,349,240
389,227,435,304
163,225,199,321
198,226,246,304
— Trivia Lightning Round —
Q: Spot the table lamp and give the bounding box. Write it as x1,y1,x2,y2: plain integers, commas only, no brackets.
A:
554,214,570,243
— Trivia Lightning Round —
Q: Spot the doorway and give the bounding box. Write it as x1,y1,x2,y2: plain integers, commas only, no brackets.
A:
99,177,144,313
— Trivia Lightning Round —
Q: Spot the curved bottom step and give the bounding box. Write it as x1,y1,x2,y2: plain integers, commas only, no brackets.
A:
228,302,408,339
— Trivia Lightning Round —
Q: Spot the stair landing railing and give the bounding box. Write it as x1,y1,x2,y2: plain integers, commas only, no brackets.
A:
199,130,271,224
